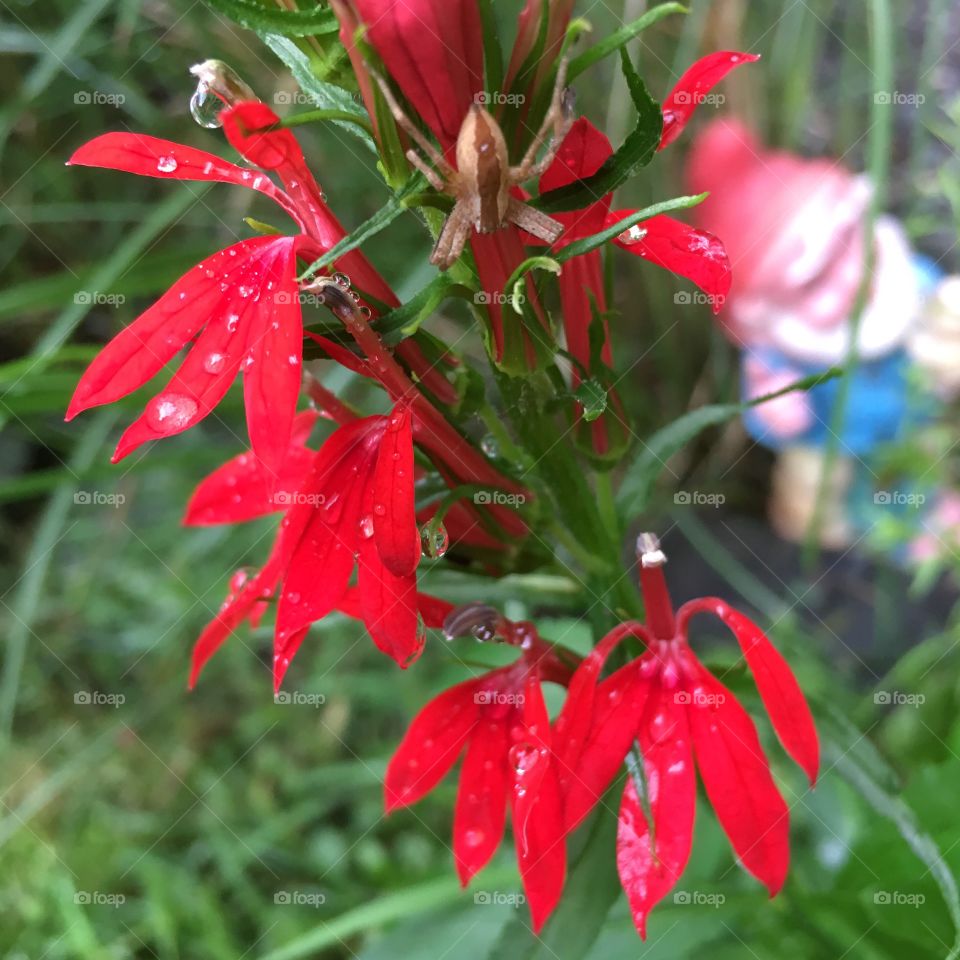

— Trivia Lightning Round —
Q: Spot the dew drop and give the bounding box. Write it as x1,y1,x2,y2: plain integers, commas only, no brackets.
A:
156,155,178,174
420,522,449,559
203,352,226,374
359,514,375,539
146,393,198,433
463,829,485,848
508,743,540,776
238,285,254,298
287,354,298,366
618,224,648,245
480,434,499,458
226,313,240,332
189,85,223,129
372,503,386,517
332,272,351,288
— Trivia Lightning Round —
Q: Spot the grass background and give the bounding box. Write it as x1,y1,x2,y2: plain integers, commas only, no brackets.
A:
3,0,960,957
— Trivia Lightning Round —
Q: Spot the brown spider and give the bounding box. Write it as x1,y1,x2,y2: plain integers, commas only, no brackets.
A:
374,59,576,270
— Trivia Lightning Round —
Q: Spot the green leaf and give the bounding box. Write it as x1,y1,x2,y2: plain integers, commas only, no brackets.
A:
618,367,842,514
567,3,688,81
263,34,375,150
535,53,662,214
298,173,425,280
486,804,621,960
556,193,707,262
376,275,474,344
201,0,338,37
504,256,562,314
573,379,608,421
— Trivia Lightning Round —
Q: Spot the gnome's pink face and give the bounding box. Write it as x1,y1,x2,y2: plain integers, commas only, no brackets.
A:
687,119,919,364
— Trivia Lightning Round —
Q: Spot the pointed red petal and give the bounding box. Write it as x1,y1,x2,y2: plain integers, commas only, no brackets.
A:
659,52,760,150
241,237,303,473
221,101,306,171
687,665,790,895
454,712,510,885
103,237,300,463
352,0,484,149
682,600,819,785
183,411,318,526
610,213,731,311
67,132,290,208
304,332,373,378
617,686,696,939
512,674,565,932
358,536,423,668
384,678,482,811
372,403,419,577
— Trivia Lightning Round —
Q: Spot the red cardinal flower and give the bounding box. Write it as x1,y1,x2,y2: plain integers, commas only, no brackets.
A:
556,533,818,938
385,605,574,932
186,400,429,689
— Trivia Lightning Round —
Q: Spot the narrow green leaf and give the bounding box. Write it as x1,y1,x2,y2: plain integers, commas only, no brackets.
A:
264,34,375,150
556,194,707,262
297,174,424,280
202,0,338,37
568,3,688,81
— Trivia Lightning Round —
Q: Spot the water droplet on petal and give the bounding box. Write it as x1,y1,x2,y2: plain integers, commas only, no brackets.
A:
189,84,223,129
359,514,375,539
463,829,485,848
618,224,648,245
420,522,449,559
226,313,240,333
508,743,540,776
146,393,198,433
203,352,226,374
156,155,178,174
480,434,500,458
333,272,351,288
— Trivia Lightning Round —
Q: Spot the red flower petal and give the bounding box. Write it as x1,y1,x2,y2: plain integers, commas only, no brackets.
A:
511,673,565,932
610,213,731,311
373,403,419,577
358,535,423,668
682,600,819,786
273,419,378,664
221,101,305,171
687,666,790,896
454,711,510,885
67,132,292,211
241,238,304,473
659,52,760,150
304,332,373,378
353,0,484,149
617,685,696,939
183,410,318,526
101,237,301,466
384,678,482,810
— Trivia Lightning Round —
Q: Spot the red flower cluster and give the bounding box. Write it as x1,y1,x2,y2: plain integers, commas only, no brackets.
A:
386,535,818,934
64,0,817,941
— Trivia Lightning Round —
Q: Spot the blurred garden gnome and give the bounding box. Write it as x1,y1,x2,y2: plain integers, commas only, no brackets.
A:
687,118,959,551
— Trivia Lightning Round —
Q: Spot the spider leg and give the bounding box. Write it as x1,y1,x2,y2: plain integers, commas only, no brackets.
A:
506,196,564,245
430,200,473,271
371,68,454,178
406,150,447,191
510,53,576,183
